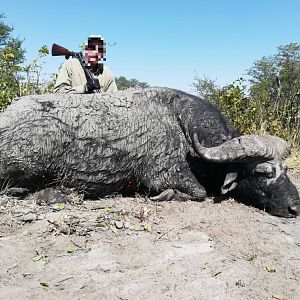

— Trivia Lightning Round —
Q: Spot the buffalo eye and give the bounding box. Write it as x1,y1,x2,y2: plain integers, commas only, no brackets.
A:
252,163,276,178
282,164,288,174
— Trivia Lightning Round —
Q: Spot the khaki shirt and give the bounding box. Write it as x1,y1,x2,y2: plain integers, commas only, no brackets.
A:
54,57,118,93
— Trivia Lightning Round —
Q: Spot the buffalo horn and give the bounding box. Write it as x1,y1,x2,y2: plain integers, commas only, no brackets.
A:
192,134,291,163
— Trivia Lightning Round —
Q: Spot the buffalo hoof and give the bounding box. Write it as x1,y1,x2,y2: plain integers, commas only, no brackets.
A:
150,189,195,202
0,187,29,197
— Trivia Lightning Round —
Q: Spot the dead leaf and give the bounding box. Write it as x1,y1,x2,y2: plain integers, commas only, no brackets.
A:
66,244,75,253
32,255,43,262
96,221,108,228
139,206,150,221
102,207,110,214
111,225,118,235
266,264,276,272
132,223,141,231
40,282,49,291
245,253,257,261
22,230,29,236
69,191,84,204
145,223,153,233
52,202,65,211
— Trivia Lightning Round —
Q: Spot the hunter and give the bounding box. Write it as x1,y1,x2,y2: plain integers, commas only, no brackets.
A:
54,35,118,93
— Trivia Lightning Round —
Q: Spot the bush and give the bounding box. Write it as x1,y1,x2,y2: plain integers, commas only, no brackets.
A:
0,14,55,111
116,76,150,90
193,43,300,148
19,45,55,97
0,13,25,110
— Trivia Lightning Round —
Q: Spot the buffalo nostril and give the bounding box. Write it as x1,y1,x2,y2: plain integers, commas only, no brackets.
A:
288,205,300,216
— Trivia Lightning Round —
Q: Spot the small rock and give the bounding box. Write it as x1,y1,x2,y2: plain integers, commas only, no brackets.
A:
21,213,37,222
115,220,124,229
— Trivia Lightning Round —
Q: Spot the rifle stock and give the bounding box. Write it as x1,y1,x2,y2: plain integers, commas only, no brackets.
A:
51,43,76,58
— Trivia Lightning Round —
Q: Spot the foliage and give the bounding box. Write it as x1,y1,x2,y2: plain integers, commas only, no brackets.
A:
0,13,25,110
19,44,55,96
116,76,150,90
192,73,219,103
219,79,288,138
0,14,55,111
247,43,300,145
193,43,300,147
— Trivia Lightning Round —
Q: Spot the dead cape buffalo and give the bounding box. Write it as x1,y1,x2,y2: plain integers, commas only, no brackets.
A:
0,88,299,217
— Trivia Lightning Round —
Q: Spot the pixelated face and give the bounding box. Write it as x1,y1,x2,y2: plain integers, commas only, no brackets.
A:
84,36,106,66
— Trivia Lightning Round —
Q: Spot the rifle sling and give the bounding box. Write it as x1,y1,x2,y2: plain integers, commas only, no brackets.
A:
74,53,102,93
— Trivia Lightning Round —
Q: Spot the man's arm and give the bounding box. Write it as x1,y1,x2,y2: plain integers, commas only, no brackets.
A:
101,67,118,92
54,59,87,94
106,78,118,93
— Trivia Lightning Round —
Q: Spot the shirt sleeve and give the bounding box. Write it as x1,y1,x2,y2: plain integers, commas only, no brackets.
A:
54,60,87,94
101,67,118,93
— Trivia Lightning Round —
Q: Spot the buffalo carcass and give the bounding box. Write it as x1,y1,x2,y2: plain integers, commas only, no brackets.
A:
0,88,299,217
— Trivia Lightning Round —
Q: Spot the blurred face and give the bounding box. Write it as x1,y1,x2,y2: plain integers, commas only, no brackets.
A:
84,39,106,66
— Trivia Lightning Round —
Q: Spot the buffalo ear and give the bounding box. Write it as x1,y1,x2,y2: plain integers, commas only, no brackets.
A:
221,172,238,194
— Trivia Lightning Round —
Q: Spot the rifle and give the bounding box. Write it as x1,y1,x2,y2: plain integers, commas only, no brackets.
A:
51,43,100,93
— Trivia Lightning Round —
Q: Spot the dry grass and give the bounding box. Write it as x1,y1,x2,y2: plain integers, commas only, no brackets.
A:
286,147,300,169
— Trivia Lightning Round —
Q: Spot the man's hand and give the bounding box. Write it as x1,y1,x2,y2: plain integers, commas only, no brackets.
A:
86,77,100,93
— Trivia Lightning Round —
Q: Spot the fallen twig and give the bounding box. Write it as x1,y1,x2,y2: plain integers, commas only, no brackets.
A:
155,228,174,241
54,276,74,286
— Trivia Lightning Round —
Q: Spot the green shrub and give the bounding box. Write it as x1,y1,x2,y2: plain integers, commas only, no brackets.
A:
0,14,55,111
193,43,300,148
0,13,25,110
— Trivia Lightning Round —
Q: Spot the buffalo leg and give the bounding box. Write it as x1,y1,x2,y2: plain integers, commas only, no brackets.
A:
146,164,207,201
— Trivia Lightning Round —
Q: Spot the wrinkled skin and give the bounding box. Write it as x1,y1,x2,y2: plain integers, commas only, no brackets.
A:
230,160,300,217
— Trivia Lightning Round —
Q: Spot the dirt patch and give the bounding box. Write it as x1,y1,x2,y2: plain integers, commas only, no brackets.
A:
0,168,300,300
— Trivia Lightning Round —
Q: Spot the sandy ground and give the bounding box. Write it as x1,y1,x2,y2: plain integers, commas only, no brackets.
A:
0,167,300,300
